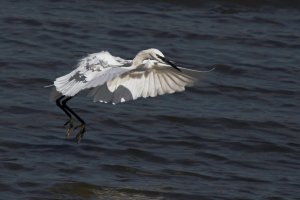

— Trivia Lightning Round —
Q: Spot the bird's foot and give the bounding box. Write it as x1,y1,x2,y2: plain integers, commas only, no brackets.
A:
64,117,75,137
75,124,86,143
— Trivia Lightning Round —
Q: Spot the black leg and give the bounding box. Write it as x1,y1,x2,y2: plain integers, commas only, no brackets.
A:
56,95,75,137
56,95,71,119
61,97,85,125
61,97,86,143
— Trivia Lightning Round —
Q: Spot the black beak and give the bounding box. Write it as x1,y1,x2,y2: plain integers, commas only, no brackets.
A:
157,55,181,72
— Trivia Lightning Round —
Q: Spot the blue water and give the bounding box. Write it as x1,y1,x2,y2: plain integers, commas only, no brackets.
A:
0,0,299,199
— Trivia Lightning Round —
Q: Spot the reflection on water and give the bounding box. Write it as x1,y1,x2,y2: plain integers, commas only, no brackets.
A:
50,182,165,200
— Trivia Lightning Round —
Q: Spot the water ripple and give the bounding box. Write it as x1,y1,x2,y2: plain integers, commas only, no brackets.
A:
1,0,299,199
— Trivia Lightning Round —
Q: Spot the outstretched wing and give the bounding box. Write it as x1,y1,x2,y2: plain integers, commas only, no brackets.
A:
88,61,207,104
54,51,131,96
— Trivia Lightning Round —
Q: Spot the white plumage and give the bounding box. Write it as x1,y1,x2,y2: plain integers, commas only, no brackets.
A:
51,48,213,142
53,48,210,104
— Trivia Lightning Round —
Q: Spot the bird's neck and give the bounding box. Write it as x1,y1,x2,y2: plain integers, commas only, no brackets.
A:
132,52,148,67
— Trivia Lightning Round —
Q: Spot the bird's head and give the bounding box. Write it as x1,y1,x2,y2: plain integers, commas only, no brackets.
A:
145,48,181,72
147,48,165,61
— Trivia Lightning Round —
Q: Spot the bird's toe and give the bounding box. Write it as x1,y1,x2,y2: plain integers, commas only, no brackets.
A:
64,118,75,137
75,124,86,143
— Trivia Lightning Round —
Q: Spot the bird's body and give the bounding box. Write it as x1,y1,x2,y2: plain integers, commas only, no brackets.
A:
52,48,212,142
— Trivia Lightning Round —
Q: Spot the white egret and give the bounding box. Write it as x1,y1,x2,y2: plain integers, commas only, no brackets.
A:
50,48,213,142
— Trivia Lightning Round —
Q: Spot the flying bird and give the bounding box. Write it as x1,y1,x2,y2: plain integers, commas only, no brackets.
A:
50,48,213,142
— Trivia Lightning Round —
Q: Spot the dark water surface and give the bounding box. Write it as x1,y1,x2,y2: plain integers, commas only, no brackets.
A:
1,0,300,199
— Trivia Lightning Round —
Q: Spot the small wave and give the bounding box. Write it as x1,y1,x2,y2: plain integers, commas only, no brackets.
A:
258,39,299,48
160,0,300,9
46,20,75,28
6,77,52,88
49,182,209,200
211,83,296,97
105,148,169,163
80,144,106,153
4,38,41,48
58,166,85,174
227,174,270,183
183,32,216,40
113,10,151,16
101,164,166,178
252,16,284,26
225,160,267,170
211,6,244,14
2,162,34,172
101,118,124,127
94,188,165,200
0,183,16,193
222,141,295,153
214,64,246,75
195,151,228,161
2,106,41,115
126,148,169,163
3,17,42,26
17,181,39,188
108,29,140,37
172,158,204,166
162,169,219,180
155,115,291,131
152,31,179,39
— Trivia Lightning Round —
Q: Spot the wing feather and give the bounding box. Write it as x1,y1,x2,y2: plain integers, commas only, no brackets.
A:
159,73,172,92
142,71,150,98
155,73,164,95
54,51,130,96
162,73,178,91
165,71,186,89
149,71,157,97
89,64,205,104
170,71,194,86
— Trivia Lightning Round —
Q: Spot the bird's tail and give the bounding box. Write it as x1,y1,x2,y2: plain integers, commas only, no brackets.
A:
44,84,54,88
44,84,62,102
